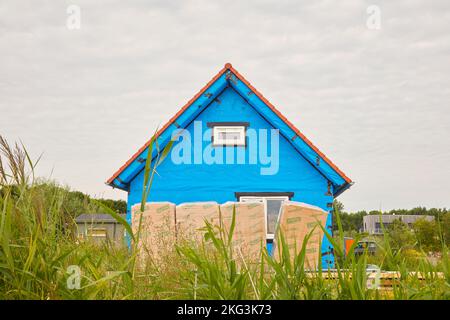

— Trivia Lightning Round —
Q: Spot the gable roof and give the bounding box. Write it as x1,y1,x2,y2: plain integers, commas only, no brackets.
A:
106,63,353,196
75,213,127,223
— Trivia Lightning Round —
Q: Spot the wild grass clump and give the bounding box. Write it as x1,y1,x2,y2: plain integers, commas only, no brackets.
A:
0,134,449,300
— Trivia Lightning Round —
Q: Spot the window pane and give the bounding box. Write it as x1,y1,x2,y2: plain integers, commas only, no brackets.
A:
219,131,241,140
266,200,283,234
213,126,245,146
87,228,107,238
240,197,263,203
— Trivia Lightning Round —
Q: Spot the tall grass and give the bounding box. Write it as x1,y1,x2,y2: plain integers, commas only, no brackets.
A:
0,135,449,300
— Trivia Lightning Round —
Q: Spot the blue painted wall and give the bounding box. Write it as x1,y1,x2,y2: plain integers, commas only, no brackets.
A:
127,86,335,268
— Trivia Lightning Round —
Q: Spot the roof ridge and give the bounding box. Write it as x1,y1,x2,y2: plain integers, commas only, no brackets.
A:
106,63,352,187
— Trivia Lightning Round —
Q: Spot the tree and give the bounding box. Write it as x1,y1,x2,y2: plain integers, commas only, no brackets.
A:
96,198,127,213
386,219,415,251
442,213,450,245
413,218,438,252
332,200,367,234
333,200,344,213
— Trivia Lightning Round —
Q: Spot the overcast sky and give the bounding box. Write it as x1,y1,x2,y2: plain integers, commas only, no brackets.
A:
1,0,449,212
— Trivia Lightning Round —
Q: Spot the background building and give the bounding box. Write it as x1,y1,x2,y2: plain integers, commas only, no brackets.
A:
363,215,434,235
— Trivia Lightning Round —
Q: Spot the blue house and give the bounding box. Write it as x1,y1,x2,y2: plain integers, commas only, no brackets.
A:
107,63,353,268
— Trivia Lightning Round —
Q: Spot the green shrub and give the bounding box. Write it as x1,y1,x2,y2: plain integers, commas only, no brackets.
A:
0,135,449,300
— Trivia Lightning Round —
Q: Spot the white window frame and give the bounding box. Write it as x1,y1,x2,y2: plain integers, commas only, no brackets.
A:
212,126,246,146
239,196,289,240
86,227,107,238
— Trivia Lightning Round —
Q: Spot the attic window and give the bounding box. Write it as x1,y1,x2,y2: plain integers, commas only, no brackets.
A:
208,122,249,146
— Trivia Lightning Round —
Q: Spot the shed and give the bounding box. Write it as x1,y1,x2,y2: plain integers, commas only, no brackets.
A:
75,213,126,245
106,63,353,268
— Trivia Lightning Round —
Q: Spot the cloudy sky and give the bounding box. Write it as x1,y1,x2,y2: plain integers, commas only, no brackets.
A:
1,0,449,212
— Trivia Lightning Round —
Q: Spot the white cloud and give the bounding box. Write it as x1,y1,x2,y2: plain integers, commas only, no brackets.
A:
0,0,449,211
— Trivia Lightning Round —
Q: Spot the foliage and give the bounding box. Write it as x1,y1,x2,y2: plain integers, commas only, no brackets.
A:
413,218,439,252
385,219,415,251
442,213,450,246
0,135,449,300
333,200,448,255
